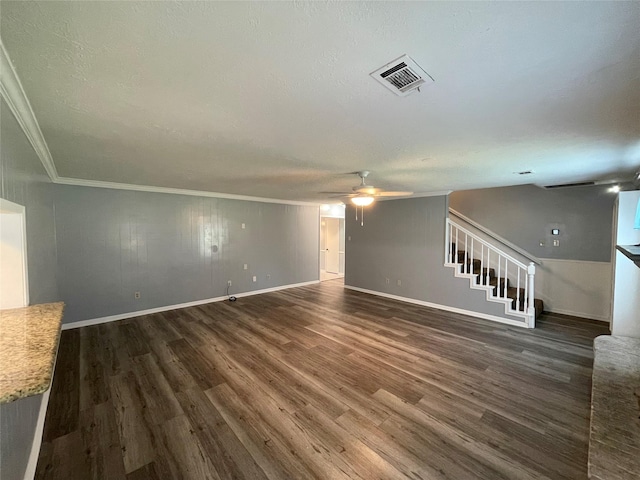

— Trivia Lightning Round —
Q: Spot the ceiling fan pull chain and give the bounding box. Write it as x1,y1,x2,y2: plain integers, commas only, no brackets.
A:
361,206,364,226
355,207,358,222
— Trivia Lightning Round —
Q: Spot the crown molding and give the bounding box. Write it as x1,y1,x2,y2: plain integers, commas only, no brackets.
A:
0,39,317,207
0,39,414,208
55,176,321,206
0,39,59,181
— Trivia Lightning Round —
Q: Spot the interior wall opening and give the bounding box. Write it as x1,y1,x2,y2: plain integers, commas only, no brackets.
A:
319,204,345,282
0,198,29,309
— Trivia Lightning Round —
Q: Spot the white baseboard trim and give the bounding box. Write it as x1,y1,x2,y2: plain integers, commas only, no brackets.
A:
23,387,51,480
546,308,610,323
343,285,530,328
61,280,320,330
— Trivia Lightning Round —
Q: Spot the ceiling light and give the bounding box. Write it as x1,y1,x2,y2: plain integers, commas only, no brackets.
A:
351,196,374,206
609,185,620,193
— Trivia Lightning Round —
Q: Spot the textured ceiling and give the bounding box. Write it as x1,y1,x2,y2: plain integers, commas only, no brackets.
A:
1,1,639,202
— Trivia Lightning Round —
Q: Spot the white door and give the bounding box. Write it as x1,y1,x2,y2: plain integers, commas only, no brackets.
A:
325,218,340,274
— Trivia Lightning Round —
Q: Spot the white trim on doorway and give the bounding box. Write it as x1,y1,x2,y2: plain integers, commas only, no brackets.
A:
0,198,29,308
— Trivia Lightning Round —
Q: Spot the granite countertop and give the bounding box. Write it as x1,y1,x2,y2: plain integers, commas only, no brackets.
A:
0,302,64,404
589,335,640,480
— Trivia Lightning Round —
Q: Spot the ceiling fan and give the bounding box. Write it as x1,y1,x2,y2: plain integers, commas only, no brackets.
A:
325,171,413,206
323,171,413,226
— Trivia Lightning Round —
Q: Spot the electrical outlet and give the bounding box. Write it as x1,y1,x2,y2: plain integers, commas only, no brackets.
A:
252,276,257,282
134,291,141,299
243,264,248,270
397,280,402,286
266,274,271,280
227,280,232,286
241,223,246,229
385,278,390,284
553,239,560,247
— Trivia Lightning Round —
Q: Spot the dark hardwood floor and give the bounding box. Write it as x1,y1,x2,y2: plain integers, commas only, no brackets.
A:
36,279,609,479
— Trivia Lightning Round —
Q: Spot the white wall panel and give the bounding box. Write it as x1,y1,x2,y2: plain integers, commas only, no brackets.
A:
535,259,612,322
612,191,640,337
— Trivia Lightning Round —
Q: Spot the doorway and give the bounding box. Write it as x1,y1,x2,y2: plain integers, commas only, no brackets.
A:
0,198,29,309
320,205,345,282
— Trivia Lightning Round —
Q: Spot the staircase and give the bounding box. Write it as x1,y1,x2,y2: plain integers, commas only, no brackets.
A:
445,218,543,328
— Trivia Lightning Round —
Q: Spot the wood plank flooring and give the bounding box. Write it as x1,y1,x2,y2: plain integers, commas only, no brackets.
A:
36,279,609,479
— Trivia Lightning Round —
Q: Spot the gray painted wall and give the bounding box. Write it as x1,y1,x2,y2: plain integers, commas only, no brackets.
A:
345,195,513,320
0,98,58,480
0,394,42,480
0,98,58,303
450,184,615,262
54,185,320,324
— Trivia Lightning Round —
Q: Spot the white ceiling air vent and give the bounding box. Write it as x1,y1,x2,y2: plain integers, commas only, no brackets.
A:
370,55,434,97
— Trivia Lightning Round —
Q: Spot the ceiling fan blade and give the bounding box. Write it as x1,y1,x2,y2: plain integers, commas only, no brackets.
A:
322,193,356,198
376,191,414,197
353,186,382,195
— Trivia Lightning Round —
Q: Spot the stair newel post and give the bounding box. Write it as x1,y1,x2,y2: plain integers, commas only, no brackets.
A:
527,262,536,326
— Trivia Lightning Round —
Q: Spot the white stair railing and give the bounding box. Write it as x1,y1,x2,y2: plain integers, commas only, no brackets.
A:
445,218,536,327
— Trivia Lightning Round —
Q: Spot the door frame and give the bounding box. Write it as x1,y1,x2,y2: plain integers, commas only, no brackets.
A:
0,198,29,307
319,204,346,280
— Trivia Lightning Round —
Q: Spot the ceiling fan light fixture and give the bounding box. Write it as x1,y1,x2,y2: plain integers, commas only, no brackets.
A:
351,196,375,206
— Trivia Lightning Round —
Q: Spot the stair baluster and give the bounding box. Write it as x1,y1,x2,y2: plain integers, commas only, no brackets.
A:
480,244,484,287
504,259,508,298
486,249,491,286
516,268,521,311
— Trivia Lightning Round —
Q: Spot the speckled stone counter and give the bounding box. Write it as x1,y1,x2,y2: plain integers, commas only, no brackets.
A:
0,303,64,404
588,335,640,480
